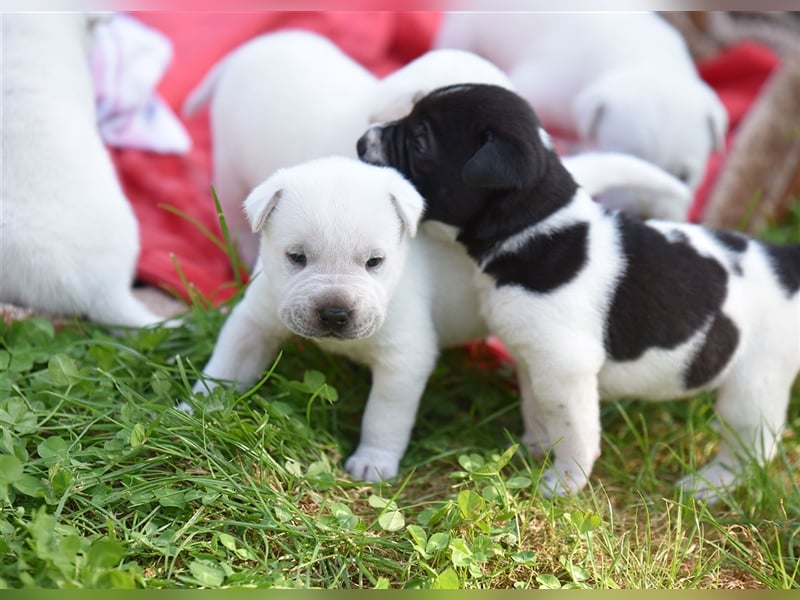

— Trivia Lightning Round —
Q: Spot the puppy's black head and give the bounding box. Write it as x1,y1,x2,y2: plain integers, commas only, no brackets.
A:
357,83,556,231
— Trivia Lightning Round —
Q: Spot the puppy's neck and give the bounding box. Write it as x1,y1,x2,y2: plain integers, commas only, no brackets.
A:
457,153,581,261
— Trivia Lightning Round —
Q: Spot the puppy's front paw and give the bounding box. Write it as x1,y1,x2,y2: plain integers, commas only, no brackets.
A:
676,462,738,504
345,446,401,482
175,401,194,414
192,378,219,395
539,466,589,499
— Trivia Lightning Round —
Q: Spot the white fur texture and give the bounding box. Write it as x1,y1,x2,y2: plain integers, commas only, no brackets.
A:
435,12,728,191
561,152,692,221
1,13,163,327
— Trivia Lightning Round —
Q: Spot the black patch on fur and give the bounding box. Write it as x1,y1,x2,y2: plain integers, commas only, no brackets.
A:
360,83,579,255
457,155,579,261
712,230,748,276
713,230,748,253
684,313,740,389
605,216,730,362
763,242,800,296
483,222,589,293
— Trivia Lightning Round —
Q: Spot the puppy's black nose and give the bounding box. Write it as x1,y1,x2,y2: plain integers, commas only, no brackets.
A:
356,134,367,158
318,306,351,329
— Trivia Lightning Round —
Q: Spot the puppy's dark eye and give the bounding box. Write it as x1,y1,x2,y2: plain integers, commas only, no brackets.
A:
287,252,307,267
413,134,428,155
409,125,429,156
365,256,384,269
676,168,690,184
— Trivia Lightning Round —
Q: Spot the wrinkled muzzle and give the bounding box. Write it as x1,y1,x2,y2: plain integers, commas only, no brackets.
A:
278,275,387,340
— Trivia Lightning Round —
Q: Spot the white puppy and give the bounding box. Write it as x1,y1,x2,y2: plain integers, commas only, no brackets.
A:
182,29,515,268
1,13,164,327
435,13,728,193
189,157,487,481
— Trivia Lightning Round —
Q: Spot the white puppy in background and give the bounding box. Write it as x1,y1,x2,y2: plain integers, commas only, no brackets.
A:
1,13,165,327
435,13,728,201
183,29,515,268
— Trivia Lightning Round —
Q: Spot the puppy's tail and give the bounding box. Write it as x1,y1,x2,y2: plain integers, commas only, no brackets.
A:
563,151,692,210
181,58,227,117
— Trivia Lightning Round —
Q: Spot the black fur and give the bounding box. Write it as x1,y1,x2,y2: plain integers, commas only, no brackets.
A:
685,313,740,389
484,223,589,294
604,215,734,377
713,230,748,253
361,84,577,251
763,243,800,296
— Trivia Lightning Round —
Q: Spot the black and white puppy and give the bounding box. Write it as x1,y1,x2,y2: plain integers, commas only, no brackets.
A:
358,83,800,500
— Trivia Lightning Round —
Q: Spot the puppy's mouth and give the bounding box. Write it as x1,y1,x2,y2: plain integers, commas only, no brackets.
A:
284,309,382,341
295,323,379,341
357,126,391,167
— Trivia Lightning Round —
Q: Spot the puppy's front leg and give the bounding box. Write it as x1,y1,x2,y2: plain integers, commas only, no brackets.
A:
522,362,602,498
186,281,288,410
345,352,437,482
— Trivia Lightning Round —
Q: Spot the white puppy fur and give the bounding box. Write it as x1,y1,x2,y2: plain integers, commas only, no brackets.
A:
1,13,164,327
189,157,487,481
435,12,729,192
560,152,692,222
185,30,692,482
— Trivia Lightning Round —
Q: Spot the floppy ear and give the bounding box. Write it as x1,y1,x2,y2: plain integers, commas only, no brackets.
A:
243,178,283,233
462,134,532,190
386,176,426,238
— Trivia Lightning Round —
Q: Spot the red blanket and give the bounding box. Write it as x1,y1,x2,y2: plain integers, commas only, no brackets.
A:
114,12,778,305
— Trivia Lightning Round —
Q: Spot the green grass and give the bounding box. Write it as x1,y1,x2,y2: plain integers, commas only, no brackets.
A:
1,204,799,589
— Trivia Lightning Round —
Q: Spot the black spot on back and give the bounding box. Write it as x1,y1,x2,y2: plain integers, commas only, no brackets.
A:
710,230,748,276
606,216,729,361
684,313,740,389
484,222,589,293
712,230,749,253
762,242,800,296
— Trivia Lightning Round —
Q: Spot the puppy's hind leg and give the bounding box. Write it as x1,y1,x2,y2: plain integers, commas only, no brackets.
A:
677,366,794,501
518,368,552,458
